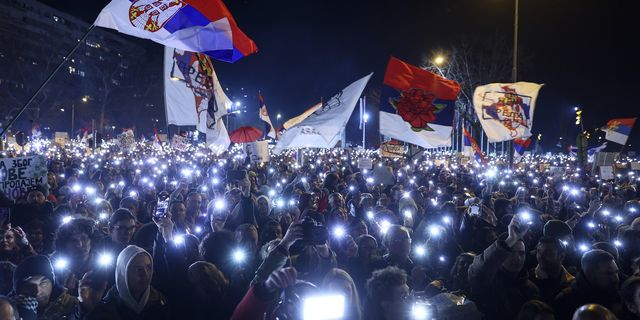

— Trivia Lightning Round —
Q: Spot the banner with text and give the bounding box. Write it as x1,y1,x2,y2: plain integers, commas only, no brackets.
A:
0,156,48,200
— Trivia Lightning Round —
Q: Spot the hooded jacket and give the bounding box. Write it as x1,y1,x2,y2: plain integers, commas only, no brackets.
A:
10,255,79,320
86,245,169,320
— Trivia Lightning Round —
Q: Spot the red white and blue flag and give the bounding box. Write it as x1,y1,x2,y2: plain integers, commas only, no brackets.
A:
258,93,276,139
463,128,485,164
95,0,258,63
513,137,532,161
379,57,461,148
602,118,636,145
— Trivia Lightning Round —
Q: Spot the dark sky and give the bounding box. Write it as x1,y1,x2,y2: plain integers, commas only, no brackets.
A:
39,0,640,149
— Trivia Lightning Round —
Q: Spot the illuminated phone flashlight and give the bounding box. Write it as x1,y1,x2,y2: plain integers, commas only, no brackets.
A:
561,240,569,247
135,169,141,174
214,199,226,210
380,220,391,234
519,211,533,225
97,252,114,267
349,186,355,192
366,177,375,183
614,239,623,247
301,177,307,183
366,211,374,220
412,303,431,320
429,225,442,238
442,216,451,224
439,255,446,262
562,185,569,191
53,258,69,271
232,248,247,264
194,226,203,234
436,189,442,195
414,245,426,257
118,181,125,187
333,226,346,239
62,216,73,224
281,178,287,184
72,184,82,193
614,215,624,223
276,199,285,208
499,181,506,186
173,234,185,245
630,207,637,213
403,210,413,218
601,210,610,217
403,191,411,198
587,221,596,229
570,189,579,196
99,212,109,220
578,243,590,252
289,199,297,206
129,191,138,198
303,295,345,320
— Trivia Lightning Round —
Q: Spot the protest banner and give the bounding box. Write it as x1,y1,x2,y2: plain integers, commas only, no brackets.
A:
599,166,615,180
54,132,69,145
357,158,373,170
380,142,404,158
171,135,190,152
247,141,270,163
0,155,47,200
118,130,136,151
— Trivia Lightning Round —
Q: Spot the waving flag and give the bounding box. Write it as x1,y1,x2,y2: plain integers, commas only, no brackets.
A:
379,57,461,148
95,0,258,63
275,73,372,153
473,82,543,142
602,118,636,145
513,137,532,161
258,93,276,139
463,128,485,163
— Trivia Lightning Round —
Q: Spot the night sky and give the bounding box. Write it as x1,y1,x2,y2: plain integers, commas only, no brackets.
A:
39,0,639,150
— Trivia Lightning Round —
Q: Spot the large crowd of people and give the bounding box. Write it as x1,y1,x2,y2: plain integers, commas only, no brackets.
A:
1,139,640,320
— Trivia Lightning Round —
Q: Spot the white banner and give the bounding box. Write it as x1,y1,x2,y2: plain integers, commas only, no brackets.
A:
171,135,190,152
246,141,270,163
275,73,372,153
379,111,451,148
118,129,136,151
0,156,48,200
473,82,543,142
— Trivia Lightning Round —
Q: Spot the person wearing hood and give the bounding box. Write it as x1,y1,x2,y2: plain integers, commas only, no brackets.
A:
8,255,84,320
86,245,169,320
468,215,540,320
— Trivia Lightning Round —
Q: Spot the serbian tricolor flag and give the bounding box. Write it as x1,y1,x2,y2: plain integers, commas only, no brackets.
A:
513,137,532,161
602,118,636,145
95,0,258,63
258,93,276,139
379,57,461,148
463,128,485,163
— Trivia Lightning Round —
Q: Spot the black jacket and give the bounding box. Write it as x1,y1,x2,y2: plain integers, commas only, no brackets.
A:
553,272,624,320
468,240,540,320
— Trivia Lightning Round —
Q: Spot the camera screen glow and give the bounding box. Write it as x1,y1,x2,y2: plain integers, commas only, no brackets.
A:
302,294,345,320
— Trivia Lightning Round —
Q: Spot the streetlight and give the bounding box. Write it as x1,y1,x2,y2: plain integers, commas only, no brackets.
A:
71,96,89,137
276,113,282,130
433,55,445,66
362,112,369,149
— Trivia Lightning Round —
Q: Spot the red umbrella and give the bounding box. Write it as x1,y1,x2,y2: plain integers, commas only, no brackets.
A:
229,126,262,143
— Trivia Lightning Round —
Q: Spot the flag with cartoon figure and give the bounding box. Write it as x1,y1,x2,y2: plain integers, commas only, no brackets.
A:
473,82,543,142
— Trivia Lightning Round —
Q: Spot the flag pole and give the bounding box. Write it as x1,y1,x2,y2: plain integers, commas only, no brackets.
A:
0,25,96,137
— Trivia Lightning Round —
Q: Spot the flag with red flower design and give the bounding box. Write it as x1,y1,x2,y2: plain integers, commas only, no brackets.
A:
379,57,461,148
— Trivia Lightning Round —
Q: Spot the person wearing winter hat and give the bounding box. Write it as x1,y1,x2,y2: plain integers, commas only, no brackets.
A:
86,245,169,320
8,255,81,320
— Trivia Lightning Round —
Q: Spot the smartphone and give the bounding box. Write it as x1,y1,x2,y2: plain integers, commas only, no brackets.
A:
470,205,480,215
154,199,169,219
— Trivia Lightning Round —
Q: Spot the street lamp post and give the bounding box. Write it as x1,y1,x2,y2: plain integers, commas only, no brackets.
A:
276,113,282,130
362,113,369,149
508,0,520,167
